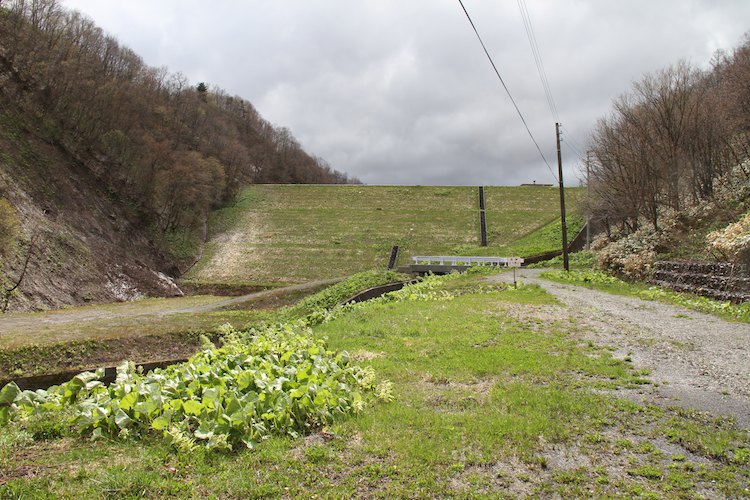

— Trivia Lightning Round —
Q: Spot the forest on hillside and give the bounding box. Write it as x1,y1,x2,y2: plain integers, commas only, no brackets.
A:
0,0,355,235
586,35,750,274
588,36,750,234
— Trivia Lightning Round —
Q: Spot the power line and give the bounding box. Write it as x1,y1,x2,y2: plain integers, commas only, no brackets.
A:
563,143,584,162
560,124,586,158
558,127,587,176
560,124,584,150
517,0,559,122
562,134,585,159
457,0,557,182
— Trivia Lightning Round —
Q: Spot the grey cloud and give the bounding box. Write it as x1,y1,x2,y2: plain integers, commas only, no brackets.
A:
62,0,750,185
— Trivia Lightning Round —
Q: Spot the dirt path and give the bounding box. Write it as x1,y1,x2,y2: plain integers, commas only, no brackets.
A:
491,269,750,429
0,278,343,335
176,277,344,314
188,209,263,284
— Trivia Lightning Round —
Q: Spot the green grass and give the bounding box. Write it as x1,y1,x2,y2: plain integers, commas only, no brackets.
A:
541,269,750,323
528,249,597,270
455,215,586,258
2,272,747,497
283,269,407,318
185,185,583,286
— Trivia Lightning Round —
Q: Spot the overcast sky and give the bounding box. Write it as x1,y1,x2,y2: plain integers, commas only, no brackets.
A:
60,1,750,186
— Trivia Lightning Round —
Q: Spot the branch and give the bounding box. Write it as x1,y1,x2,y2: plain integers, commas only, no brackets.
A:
2,234,38,312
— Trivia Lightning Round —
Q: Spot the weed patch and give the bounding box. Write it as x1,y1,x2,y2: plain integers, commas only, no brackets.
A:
541,269,750,322
1,272,747,496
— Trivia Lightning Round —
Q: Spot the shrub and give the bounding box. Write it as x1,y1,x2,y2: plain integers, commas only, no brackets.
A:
706,212,750,266
595,226,662,280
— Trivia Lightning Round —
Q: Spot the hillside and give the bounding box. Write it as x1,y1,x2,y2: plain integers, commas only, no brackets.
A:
185,185,583,287
0,1,353,311
584,36,750,278
0,112,186,311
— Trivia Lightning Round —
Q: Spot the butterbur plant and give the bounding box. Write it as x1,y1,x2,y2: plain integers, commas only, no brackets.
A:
0,324,382,451
0,273,463,452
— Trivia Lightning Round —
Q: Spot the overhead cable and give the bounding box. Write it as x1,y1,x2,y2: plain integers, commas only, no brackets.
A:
560,124,586,157
517,0,559,122
458,0,557,182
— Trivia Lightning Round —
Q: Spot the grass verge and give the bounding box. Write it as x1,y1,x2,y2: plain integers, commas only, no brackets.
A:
1,272,747,497
541,269,750,323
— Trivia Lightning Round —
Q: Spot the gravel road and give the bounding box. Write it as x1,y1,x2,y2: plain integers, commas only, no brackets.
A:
492,269,750,429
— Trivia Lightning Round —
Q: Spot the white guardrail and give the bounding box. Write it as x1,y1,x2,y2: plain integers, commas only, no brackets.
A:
411,256,524,268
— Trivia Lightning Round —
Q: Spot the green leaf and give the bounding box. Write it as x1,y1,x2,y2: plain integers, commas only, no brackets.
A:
151,415,171,431
119,391,138,411
115,409,133,429
0,382,20,405
237,371,255,391
202,387,220,407
207,434,231,451
84,380,104,392
135,399,160,416
145,382,162,398
194,423,214,440
90,428,105,441
296,368,310,382
63,376,87,401
92,406,108,423
73,413,94,430
183,400,203,416
225,397,241,415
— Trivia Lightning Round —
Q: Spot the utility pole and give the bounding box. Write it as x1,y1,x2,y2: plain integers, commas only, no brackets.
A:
556,123,569,271
586,151,591,250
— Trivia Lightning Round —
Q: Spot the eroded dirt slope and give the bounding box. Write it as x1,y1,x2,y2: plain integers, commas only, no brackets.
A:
0,118,182,312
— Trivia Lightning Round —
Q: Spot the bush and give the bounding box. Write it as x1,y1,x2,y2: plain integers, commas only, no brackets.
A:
706,212,750,266
1,326,377,451
595,227,662,280
287,270,406,317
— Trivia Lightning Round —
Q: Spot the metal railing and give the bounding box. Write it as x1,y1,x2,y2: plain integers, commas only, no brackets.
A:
410,256,524,267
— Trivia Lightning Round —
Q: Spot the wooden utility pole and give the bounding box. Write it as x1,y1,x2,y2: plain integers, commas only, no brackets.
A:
556,123,569,271
585,151,591,250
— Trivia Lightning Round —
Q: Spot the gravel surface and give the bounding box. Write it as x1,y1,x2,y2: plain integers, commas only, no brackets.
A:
491,268,750,429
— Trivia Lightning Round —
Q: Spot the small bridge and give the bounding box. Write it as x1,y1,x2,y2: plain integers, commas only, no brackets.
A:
402,255,524,274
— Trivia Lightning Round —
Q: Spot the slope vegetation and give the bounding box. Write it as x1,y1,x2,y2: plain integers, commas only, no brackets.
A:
0,1,353,311
186,185,582,287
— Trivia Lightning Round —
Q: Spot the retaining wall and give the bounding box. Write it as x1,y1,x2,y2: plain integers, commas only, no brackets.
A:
649,260,750,303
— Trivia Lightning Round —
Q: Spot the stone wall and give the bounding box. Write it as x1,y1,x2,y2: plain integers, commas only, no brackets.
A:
649,260,750,303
